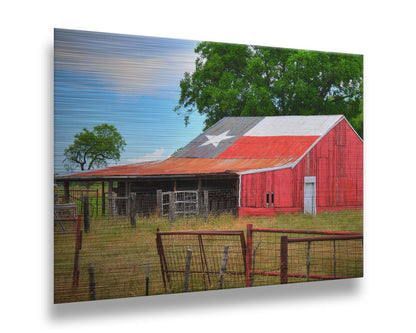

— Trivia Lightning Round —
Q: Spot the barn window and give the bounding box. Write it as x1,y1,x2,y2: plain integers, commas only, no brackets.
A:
266,192,269,208
271,192,274,207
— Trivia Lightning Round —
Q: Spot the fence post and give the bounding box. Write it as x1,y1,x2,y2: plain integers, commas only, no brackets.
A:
183,249,192,292
306,241,311,282
108,182,113,217
217,245,229,289
245,224,253,287
169,192,175,224
130,192,136,227
111,192,117,217
89,263,96,301
156,190,162,216
72,216,82,288
101,182,106,217
146,259,150,296
156,230,168,292
333,240,336,279
203,190,209,222
83,195,90,233
108,191,112,217
63,181,69,204
280,236,288,284
197,179,202,215
96,189,99,217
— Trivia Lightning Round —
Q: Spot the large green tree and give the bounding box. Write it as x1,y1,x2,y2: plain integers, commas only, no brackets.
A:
175,42,363,137
64,124,126,171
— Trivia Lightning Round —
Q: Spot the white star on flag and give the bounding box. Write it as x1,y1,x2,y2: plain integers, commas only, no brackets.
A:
200,130,235,147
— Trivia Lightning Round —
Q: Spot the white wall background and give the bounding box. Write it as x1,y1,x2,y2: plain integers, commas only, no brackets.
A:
1,1,415,332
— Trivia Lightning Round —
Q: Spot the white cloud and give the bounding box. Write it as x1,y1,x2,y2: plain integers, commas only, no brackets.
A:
126,148,170,163
55,45,197,96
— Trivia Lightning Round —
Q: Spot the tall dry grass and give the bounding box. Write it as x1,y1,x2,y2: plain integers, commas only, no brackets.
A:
54,210,363,303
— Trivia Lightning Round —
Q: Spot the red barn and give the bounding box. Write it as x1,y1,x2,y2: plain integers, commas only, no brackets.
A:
56,115,363,216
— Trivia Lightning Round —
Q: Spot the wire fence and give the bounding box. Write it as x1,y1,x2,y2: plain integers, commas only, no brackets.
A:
156,230,247,293
206,189,238,215
55,185,238,223
247,226,363,286
54,218,166,303
54,207,363,303
285,235,363,283
54,203,78,233
55,187,102,217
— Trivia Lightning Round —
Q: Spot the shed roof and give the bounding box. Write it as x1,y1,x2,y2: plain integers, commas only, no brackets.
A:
57,115,346,180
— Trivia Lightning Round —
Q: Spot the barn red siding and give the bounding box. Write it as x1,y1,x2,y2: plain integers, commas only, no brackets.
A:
239,119,363,216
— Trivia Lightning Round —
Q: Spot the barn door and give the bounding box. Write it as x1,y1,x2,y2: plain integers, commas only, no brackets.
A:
303,176,316,215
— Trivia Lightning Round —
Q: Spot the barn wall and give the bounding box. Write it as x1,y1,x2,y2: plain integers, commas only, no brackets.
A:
299,118,363,212
239,119,363,216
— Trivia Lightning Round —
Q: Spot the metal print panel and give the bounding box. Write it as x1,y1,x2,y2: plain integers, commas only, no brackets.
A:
54,28,363,303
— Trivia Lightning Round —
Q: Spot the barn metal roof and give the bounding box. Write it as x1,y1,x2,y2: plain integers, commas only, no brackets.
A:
173,117,264,159
244,115,344,136
58,157,295,179
57,115,345,180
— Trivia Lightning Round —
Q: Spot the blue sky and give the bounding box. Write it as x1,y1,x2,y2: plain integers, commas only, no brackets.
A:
54,29,205,175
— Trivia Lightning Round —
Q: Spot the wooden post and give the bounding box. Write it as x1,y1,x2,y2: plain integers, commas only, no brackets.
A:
146,259,150,296
101,181,106,217
217,245,229,289
306,241,311,282
130,192,136,227
156,230,168,292
236,177,240,211
89,263,96,301
156,190,162,216
125,181,130,217
108,181,113,217
83,195,90,233
280,236,288,284
112,192,117,217
108,191,112,217
169,191,175,224
183,249,192,292
96,188,99,217
333,240,337,279
197,179,202,215
63,181,69,204
203,190,209,222
72,216,82,288
245,224,253,287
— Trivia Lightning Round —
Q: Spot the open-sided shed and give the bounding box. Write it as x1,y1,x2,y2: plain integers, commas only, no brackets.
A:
55,115,363,217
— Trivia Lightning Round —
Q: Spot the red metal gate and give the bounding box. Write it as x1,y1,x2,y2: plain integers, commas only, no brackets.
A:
155,224,363,293
156,229,246,293
245,224,363,286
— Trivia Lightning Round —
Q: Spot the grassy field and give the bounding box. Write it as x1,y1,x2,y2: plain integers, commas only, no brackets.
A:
54,210,363,303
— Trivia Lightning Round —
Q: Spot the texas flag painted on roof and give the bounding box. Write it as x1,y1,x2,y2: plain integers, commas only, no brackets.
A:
173,115,343,161
61,115,345,178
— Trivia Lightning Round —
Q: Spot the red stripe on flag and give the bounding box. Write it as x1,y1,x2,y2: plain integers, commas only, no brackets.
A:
217,136,320,159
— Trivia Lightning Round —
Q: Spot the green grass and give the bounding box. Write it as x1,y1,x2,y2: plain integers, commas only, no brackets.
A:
54,210,363,303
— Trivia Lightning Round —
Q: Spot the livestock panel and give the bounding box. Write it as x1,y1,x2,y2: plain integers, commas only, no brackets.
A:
156,230,247,293
246,224,363,286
